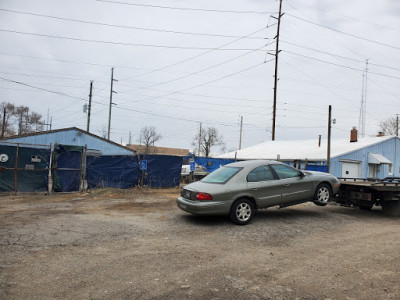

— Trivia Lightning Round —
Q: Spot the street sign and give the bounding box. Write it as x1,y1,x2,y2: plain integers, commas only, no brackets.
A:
190,161,196,172
140,160,147,171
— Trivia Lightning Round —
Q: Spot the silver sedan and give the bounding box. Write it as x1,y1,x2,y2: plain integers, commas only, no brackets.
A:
177,160,340,225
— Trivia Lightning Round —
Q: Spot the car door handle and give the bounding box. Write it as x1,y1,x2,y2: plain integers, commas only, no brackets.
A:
252,188,258,191
283,184,289,187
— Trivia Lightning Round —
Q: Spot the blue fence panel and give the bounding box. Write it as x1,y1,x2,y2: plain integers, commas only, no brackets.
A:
0,144,49,192
141,155,183,188
53,145,82,192
87,155,139,189
306,165,328,173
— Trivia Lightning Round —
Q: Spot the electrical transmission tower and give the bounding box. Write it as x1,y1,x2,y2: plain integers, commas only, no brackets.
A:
358,59,368,138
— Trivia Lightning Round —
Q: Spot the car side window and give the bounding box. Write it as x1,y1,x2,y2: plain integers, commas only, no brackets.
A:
270,164,299,179
247,166,275,182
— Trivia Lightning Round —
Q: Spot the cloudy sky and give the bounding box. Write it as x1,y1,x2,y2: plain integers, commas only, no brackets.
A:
0,0,399,152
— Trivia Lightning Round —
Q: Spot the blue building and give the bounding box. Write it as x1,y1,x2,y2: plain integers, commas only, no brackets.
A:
0,127,135,155
219,131,400,179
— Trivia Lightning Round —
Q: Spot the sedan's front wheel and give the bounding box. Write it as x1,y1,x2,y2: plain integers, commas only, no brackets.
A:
313,183,332,206
229,198,255,225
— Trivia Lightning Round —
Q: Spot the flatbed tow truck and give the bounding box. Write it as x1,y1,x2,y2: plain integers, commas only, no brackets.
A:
336,177,400,216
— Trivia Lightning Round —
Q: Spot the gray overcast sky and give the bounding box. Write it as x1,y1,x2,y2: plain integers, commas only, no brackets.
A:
0,0,399,153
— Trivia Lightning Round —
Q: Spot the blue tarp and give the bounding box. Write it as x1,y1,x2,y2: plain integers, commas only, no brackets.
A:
141,155,183,188
53,145,82,192
0,144,49,192
87,155,139,189
194,157,235,172
306,165,328,173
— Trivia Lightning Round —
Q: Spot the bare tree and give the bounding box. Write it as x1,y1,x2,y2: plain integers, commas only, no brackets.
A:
0,102,16,138
100,125,108,139
192,127,224,157
379,117,398,136
138,126,162,154
1,102,45,137
28,112,45,133
15,105,29,135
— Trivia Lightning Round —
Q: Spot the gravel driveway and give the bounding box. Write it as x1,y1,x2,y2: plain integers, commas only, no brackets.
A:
1,188,399,299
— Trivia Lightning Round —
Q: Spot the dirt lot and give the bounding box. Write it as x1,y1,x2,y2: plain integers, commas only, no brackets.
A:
1,188,399,299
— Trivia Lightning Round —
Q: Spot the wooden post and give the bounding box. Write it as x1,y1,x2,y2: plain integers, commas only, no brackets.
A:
48,143,53,193
14,144,19,194
327,105,332,173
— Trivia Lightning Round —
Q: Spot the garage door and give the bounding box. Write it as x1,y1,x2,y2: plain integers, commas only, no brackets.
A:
341,162,361,178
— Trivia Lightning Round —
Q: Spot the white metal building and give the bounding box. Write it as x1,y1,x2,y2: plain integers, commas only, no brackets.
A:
219,133,400,179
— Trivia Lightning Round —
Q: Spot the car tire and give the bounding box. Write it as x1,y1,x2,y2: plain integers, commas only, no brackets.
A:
313,183,332,206
229,198,255,225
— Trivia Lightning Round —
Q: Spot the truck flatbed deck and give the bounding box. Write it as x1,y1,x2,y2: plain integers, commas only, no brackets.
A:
336,178,400,216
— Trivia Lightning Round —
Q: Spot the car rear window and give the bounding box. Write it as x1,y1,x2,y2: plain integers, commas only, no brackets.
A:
201,166,241,184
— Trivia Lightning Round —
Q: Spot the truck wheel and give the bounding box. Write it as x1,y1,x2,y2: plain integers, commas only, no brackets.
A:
313,183,332,206
229,198,255,225
382,201,400,217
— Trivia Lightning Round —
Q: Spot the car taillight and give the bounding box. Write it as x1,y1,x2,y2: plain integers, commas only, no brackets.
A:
196,192,213,201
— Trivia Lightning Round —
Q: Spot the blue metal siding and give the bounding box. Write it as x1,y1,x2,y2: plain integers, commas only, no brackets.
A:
330,137,400,179
2,129,134,155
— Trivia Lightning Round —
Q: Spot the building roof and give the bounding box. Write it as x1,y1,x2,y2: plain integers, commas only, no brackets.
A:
218,135,397,161
127,144,189,156
0,127,135,154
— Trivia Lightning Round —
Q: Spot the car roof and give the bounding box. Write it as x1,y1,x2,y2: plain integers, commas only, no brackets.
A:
225,159,283,169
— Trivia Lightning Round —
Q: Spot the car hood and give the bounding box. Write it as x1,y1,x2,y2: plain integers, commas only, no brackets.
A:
305,171,331,177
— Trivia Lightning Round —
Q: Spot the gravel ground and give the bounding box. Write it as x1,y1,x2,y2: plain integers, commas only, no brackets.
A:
1,188,399,299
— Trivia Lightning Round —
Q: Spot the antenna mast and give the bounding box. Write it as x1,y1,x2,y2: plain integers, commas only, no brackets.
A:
358,59,368,138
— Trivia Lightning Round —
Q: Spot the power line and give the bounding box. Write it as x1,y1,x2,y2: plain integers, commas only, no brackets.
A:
0,70,108,83
124,88,269,104
96,0,273,14
120,25,273,81
139,60,273,103
0,63,271,129
285,50,400,80
0,76,87,101
286,13,400,51
0,8,267,40
116,93,268,109
287,0,400,33
0,28,267,51
281,40,400,72
122,45,270,93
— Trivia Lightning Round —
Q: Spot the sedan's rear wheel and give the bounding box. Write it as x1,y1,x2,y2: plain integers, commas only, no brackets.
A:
229,198,255,225
313,183,332,206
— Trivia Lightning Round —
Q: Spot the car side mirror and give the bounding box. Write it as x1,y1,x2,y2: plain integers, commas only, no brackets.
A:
299,171,305,178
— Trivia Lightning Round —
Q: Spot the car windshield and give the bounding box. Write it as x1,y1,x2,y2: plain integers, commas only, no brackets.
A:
201,166,241,184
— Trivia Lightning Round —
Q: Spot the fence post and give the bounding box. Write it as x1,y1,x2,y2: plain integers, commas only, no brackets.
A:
14,144,19,194
79,145,87,192
48,143,53,193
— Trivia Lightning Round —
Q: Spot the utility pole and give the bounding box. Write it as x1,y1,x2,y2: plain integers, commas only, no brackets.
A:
129,131,132,145
1,107,6,138
327,105,332,173
198,122,202,156
272,0,283,141
239,116,243,150
396,114,399,137
46,109,50,131
108,68,117,140
87,81,93,133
